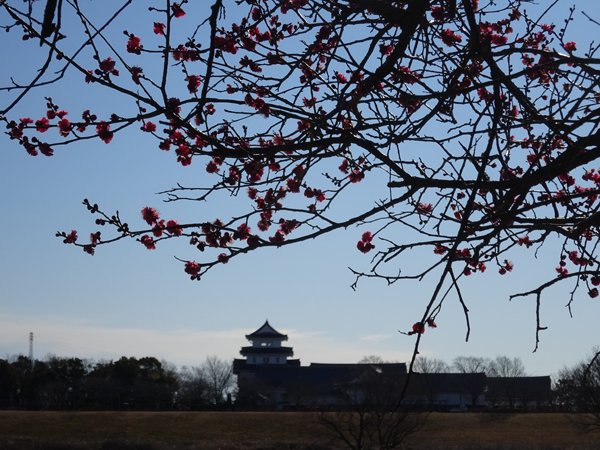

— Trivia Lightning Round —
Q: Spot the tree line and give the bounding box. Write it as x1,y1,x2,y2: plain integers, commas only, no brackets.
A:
0,354,234,411
367,352,600,414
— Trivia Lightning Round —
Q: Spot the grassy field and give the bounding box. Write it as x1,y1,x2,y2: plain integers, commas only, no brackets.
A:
0,411,599,450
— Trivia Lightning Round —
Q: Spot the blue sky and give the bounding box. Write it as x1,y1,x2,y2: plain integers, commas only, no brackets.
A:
1,0,599,376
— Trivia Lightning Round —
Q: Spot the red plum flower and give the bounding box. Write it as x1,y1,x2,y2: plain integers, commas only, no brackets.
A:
140,235,155,250
64,230,78,244
141,206,160,225
153,22,166,35
126,35,142,54
172,3,186,18
185,261,201,277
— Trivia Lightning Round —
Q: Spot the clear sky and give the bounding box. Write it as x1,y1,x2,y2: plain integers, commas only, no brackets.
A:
1,0,599,377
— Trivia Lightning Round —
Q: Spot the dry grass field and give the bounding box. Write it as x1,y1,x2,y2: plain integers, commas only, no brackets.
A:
0,411,599,450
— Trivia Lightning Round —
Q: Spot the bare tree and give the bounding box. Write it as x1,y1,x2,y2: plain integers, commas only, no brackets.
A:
487,355,527,409
555,348,600,432
201,355,235,405
414,356,449,374
452,356,491,374
358,355,386,364
452,356,490,407
488,356,526,378
317,366,426,450
177,365,210,410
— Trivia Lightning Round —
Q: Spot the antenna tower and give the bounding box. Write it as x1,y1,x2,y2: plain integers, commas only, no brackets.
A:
29,332,33,363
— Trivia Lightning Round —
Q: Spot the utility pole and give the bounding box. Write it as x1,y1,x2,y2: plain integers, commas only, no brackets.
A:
29,332,33,366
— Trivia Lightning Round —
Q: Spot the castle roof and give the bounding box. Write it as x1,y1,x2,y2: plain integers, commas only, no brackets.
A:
246,320,288,340
240,346,294,356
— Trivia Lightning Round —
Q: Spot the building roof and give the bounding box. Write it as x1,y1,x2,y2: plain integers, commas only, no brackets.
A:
408,372,487,393
486,376,552,398
240,346,294,356
246,320,288,340
244,363,408,393
233,358,301,374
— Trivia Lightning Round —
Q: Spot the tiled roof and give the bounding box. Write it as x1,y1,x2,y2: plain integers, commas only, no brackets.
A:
240,346,294,356
246,320,288,340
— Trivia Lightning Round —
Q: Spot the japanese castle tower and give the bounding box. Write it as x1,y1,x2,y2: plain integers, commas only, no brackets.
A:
238,320,297,366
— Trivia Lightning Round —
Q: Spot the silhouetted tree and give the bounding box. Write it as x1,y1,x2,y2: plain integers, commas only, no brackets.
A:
556,348,600,432
318,365,426,450
201,355,235,406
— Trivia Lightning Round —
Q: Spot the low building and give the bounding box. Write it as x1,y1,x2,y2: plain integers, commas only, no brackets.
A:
233,321,407,408
233,322,551,410
486,376,552,409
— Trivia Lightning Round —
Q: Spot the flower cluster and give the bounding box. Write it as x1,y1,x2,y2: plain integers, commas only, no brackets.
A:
357,231,375,254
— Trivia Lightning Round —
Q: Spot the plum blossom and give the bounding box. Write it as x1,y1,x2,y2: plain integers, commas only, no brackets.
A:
141,207,160,225
153,22,166,35
357,231,375,253
172,3,186,18
64,230,78,244
142,122,156,132
185,261,201,277
441,29,462,46
126,35,142,54
140,235,155,250
416,203,433,215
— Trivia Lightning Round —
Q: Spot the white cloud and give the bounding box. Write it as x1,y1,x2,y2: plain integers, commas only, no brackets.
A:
0,314,246,366
0,314,413,367
360,334,393,342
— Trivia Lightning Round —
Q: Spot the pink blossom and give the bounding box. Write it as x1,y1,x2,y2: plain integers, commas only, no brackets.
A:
24,143,38,156
153,22,166,35
38,142,54,156
357,231,375,253
64,230,78,244
491,34,508,45
564,41,577,52
348,170,365,183
57,118,71,137
440,28,462,47
131,66,143,85
269,231,286,243
126,35,143,54
412,322,425,335
186,75,202,94
517,235,532,248
336,73,348,83
168,97,181,114
172,3,186,18
206,160,220,174
430,6,445,21
297,120,311,132
234,223,251,240
96,121,113,144
99,57,119,75
141,206,160,225
166,220,183,236
140,234,156,250
433,243,446,255
185,261,201,277
153,220,165,237
142,122,156,132
215,35,238,54
379,44,393,56
416,203,433,215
